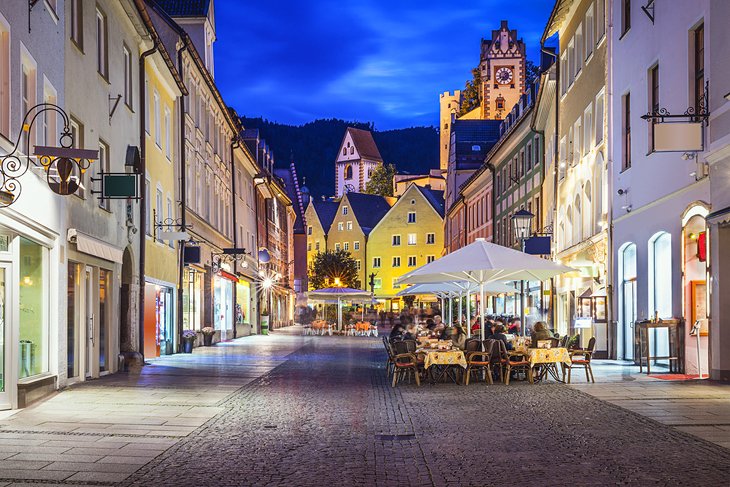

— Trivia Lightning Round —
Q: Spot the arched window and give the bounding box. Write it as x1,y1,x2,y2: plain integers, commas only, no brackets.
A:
649,232,672,319
566,204,573,248
594,152,604,232
342,147,347,156
619,243,638,359
573,194,582,244
583,182,592,238
344,164,353,180
350,146,354,155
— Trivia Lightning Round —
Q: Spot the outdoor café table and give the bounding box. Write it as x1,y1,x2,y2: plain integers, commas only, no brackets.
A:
528,347,572,382
417,348,467,385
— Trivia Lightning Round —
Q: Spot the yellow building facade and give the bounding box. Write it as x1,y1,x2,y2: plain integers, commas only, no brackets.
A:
305,199,339,286
143,47,185,358
367,184,444,309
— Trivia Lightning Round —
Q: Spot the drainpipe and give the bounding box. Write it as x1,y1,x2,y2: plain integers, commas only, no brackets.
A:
176,41,188,352
230,138,240,338
605,5,616,358
138,38,159,362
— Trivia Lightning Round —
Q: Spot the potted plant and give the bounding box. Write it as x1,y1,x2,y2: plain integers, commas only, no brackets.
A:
202,326,215,346
181,330,196,353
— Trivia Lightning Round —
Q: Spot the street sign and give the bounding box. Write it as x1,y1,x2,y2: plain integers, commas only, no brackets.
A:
183,245,201,264
103,173,138,198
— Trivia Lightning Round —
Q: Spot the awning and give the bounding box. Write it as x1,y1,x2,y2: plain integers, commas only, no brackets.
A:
217,270,239,282
707,205,730,225
67,229,124,264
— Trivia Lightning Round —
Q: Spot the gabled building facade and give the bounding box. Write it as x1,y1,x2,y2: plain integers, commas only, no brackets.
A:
368,185,444,310
305,198,339,283
334,127,383,197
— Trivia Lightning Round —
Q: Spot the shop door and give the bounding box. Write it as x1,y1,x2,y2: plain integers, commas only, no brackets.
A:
84,267,94,379
0,264,11,409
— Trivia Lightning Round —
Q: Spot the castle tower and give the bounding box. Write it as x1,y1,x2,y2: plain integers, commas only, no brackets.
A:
334,127,383,197
479,20,526,120
439,91,461,172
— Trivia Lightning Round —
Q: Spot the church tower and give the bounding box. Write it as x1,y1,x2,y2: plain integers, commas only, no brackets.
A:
334,128,383,198
479,20,526,120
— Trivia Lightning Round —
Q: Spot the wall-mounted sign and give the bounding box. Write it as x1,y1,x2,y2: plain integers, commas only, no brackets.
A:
654,122,704,152
524,236,551,255
183,245,201,264
103,173,139,198
575,317,593,329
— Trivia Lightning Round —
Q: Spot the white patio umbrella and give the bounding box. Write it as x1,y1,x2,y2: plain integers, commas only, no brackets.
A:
308,287,373,330
396,238,574,339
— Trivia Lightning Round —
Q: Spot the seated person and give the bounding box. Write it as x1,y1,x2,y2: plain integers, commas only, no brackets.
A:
389,324,405,341
492,324,513,351
507,318,521,335
470,315,481,335
402,324,418,341
425,318,437,335
530,321,552,346
450,325,467,350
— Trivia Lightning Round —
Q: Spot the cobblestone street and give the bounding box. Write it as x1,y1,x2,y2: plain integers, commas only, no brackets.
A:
2,330,730,486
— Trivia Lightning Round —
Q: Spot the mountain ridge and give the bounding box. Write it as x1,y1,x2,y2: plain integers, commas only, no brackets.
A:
239,117,439,198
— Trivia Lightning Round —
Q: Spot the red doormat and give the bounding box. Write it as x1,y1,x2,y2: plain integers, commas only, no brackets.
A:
648,374,709,380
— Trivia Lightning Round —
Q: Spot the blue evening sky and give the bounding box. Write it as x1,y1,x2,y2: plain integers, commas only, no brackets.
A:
214,1,555,130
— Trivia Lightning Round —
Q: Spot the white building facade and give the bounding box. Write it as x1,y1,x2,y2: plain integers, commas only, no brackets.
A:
610,0,711,374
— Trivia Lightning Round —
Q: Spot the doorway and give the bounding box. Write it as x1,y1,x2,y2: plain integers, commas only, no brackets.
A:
0,264,11,408
619,243,638,360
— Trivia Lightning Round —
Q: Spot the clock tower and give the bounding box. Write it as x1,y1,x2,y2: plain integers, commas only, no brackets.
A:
479,21,526,120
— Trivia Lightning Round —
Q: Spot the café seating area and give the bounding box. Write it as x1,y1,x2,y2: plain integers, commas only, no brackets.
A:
303,320,378,337
384,333,596,387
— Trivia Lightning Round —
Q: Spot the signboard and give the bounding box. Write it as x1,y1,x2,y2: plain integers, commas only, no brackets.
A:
575,317,593,329
654,122,703,152
524,236,551,255
103,174,138,198
183,245,201,264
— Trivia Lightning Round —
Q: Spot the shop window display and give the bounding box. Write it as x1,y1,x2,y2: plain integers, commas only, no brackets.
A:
19,237,47,379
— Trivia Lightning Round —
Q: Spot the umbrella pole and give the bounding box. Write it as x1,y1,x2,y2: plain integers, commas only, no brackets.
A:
466,290,471,338
440,295,445,320
480,282,485,340
338,296,341,331
520,280,525,336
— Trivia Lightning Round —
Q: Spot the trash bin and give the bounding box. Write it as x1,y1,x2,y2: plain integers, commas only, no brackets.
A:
260,315,269,335
20,340,33,377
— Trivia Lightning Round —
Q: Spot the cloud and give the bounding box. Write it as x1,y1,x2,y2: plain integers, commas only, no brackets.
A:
214,0,554,129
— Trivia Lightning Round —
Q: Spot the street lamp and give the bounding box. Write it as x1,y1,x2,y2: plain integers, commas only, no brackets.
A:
511,208,534,336
511,208,535,244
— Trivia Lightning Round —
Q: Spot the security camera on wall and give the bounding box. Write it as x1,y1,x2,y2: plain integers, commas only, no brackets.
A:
617,188,627,195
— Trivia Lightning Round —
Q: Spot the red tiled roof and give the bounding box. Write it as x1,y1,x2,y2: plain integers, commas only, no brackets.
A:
347,128,383,162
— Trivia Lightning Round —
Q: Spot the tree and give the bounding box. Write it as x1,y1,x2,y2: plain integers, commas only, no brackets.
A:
525,60,541,86
458,66,482,116
308,249,361,289
364,162,396,197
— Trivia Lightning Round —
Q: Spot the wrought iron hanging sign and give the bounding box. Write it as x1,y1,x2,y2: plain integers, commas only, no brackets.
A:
0,103,98,207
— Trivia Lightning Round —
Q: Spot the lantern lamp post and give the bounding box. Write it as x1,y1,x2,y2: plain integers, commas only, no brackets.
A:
511,209,534,335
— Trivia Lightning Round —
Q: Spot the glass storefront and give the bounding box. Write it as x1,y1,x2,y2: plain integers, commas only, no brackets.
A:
236,280,251,331
67,263,78,380
99,270,110,370
19,237,48,379
155,285,175,355
0,267,6,394
183,269,203,331
214,275,233,340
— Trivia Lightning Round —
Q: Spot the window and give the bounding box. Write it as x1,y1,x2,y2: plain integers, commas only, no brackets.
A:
560,53,567,95
19,237,49,378
335,242,341,251
567,39,575,84
427,255,435,263
407,233,416,245
144,79,149,133
649,232,672,319
164,107,171,159
584,105,593,154
694,24,705,112
373,278,382,290
407,212,416,223
42,82,57,147
353,241,360,250
407,256,416,267
0,18,7,138
307,226,312,235
350,147,354,155
337,222,343,231
621,0,631,36
622,93,631,171
344,165,353,179
392,235,401,246
97,140,110,210
346,221,352,231
315,240,320,251
583,183,592,238
70,0,83,48
426,233,435,244
595,91,605,145
574,119,582,163
575,24,583,74
373,257,381,268
342,206,348,215
21,61,37,154
343,242,349,251
526,144,533,171
356,260,361,270
597,0,606,40
649,65,659,152
586,5,594,59
392,256,401,267
123,45,132,107
156,188,163,241
96,8,108,78
153,91,161,147
307,242,312,251
342,147,346,156
144,176,152,235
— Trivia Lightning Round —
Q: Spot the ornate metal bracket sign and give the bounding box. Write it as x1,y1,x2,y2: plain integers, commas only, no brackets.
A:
0,103,97,208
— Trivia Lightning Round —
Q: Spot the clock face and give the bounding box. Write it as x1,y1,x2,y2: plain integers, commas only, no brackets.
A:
344,183,356,193
495,67,513,85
